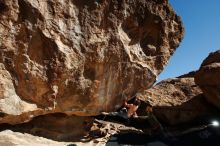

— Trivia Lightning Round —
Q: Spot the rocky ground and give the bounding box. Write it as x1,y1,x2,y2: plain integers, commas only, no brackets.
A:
1,115,220,146
0,119,144,146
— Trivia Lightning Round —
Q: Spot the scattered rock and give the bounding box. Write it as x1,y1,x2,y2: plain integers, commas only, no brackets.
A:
195,50,220,109
0,119,143,146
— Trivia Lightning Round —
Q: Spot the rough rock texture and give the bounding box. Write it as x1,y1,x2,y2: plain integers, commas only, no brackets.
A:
0,0,183,124
0,119,142,145
0,130,100,146
195,50,220,109
137,76,217,125
0,130,72,146
0,114,94,141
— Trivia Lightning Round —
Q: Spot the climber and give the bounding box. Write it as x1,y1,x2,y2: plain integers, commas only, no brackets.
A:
146,105,163,134
124,98,141,118
101,98,141,121
132,104,164,136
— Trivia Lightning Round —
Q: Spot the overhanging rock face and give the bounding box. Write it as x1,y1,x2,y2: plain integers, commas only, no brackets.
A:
0,0,184,124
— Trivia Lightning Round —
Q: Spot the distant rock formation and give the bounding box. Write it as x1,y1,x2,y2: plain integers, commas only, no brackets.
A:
137,75,217,125
137,50,220,125
195,50,220,109
0,0,183,124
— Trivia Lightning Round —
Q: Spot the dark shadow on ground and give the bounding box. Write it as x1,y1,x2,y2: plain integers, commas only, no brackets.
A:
152,94,220,126
106,117,220,146
0,113,93,142
106,132,167,146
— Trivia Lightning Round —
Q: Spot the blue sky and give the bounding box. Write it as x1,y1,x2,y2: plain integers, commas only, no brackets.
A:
158,0,220,81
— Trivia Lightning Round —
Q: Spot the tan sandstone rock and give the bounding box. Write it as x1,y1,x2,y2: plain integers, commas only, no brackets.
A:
195,50,220,109
137,75,217,125
0,0,183,124
0,118,142,145
1,113,94,142
0,130,71,146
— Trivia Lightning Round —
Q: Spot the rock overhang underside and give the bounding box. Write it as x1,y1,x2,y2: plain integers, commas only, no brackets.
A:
0,0,184,124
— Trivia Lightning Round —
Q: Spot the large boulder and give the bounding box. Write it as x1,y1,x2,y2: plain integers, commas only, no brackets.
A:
0,0,183,124
137,75,217,125
195,50,220,109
